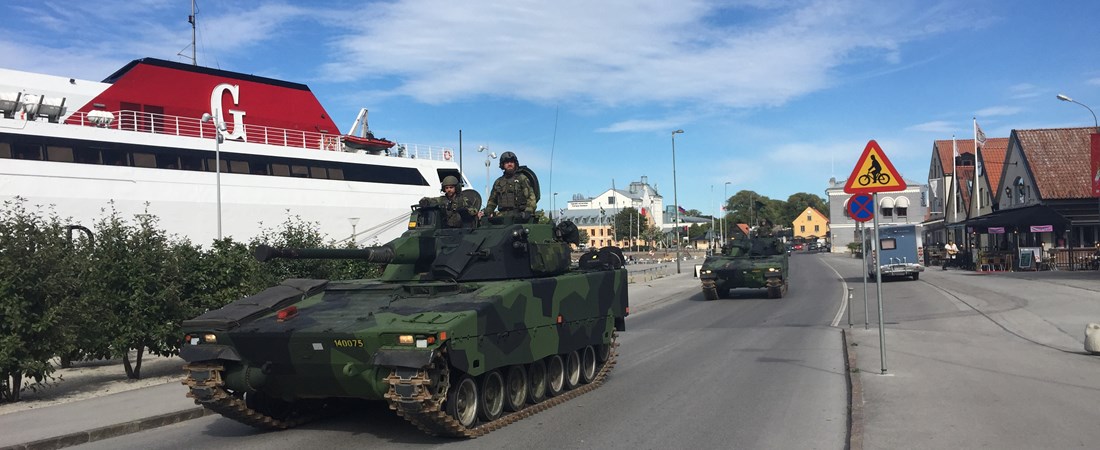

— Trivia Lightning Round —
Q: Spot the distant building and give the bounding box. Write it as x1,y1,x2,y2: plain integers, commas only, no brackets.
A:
558,176,664,249
825,177,929,253
792,206,829,241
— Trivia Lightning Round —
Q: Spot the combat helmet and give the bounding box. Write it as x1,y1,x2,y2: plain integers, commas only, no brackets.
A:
498,151,518,169
440,175,462,192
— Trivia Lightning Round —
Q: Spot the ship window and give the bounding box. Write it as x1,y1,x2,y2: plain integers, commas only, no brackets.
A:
310,166,326,178
205,158,227,172
133,152,156,168
103,149,127,166
328,167,344,180
179,155,202,171
46,146,73,162
0,142,10,158
13,143,43,160
291,165,309,177
73,147,100,164
249,162,269,175
271,163,290,176
156,155,179,169
229,160,249,174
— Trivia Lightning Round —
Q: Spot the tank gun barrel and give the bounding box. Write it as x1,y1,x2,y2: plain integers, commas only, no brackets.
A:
254,244,394,263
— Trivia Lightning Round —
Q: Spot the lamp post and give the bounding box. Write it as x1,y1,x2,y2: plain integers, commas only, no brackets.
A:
553,192,559,223
723,181,731,244
348,217,360,245
200,109,226,239
671,129,684,273
478,146,496,200
1057,94,1100,247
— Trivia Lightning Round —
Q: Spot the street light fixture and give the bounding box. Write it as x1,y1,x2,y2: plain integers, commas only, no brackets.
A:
478,145,497,200
723,181,731,244
200,109,226,239
348,217,360,245
671,129,684,274
1057,94,1099,129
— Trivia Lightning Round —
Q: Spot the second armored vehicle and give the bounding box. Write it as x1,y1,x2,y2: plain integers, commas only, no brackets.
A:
699,237,789,300
180,199,629,437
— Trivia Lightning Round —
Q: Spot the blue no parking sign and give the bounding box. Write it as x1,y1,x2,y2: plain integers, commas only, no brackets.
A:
847,194,874,222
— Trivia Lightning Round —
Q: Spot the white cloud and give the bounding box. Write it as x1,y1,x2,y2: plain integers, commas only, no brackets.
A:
319,0,971,108
1008,83,1041,99
975,106,1023,117
907,121,955,133
1087,77,1100,86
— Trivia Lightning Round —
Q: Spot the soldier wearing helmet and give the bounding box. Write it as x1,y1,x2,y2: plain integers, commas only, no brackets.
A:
480,151,536,222
419,175,478,228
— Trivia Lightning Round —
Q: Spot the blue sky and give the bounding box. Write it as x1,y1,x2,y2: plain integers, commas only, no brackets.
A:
2,0,1098,216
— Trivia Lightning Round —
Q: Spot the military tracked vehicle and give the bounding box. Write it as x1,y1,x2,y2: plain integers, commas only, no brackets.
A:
699,237,789,300
180,200,628,438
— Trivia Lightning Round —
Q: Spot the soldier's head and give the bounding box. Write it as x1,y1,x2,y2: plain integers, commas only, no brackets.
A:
441,175,461,197
498,151,518,172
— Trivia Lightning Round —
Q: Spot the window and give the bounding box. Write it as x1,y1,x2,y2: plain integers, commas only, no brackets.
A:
0,142,10,158
229,160,249,174
881,207,893,217
814,225,820,232
800,225,805,232
103,149,127,166
132,153,156,168
13,143,42,160
46,146,73,162
310,166,326,178
896,207,907,217
608,196,616,204
806,214,812,221
291,165,309,177
74,147,100,164
880,238,897,250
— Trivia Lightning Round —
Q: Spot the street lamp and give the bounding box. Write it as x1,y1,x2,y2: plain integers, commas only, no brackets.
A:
723,181,731,244
671,129,684,273
200,109,226,239
553,192,559,223
1057,94,1099,129
478,145,497,200
348,217,360,245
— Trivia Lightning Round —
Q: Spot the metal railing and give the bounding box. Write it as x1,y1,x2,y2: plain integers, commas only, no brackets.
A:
61,110,453,162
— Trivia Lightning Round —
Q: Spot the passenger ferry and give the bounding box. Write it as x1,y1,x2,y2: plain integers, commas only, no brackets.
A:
0,58,463,245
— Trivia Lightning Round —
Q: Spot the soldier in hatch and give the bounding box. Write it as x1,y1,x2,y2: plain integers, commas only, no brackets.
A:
419,175,478,228
479,151,536,222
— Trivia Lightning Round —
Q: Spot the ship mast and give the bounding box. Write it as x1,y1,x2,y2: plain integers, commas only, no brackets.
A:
179,0,198,65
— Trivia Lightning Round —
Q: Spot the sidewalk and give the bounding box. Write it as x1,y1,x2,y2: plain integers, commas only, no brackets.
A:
0,266,704,450
837,256,1100,449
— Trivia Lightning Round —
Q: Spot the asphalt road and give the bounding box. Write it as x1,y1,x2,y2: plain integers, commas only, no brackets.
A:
73,253,850,450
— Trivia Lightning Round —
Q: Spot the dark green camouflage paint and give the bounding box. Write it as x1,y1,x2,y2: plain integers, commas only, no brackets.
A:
699,237,789,292
181,213,627,402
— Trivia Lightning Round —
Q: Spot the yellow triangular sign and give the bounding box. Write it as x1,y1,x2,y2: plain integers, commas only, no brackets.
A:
843,140,907,194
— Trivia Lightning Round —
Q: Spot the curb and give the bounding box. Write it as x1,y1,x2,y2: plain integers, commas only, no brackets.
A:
1,407,212,450
844,328,864,450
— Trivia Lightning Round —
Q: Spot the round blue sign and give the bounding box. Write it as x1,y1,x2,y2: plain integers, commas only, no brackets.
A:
847,194,874,222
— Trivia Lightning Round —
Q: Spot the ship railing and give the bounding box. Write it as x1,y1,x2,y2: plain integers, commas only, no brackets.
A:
63,110,454,162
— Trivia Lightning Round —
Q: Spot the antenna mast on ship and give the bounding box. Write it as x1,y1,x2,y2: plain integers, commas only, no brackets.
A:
179,0,198,65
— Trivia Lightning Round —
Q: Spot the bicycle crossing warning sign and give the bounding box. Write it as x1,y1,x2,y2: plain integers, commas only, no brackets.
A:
843,140,907,194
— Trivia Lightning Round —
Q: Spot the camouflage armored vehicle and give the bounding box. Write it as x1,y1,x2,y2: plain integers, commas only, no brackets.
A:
699,237,789,300
180,201,628,438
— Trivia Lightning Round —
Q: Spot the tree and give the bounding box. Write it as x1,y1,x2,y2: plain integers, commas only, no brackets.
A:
784,193,828,225
84,208,186,379
611,207,644,243
0,199,80,402
577,229,590,247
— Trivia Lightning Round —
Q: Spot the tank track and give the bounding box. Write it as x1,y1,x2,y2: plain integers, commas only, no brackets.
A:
182,363,323,429
384,335,619,438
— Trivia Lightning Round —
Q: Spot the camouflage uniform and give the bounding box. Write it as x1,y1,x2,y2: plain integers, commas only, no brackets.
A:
420,176,477,228
484,172,535,219
484,151,536,220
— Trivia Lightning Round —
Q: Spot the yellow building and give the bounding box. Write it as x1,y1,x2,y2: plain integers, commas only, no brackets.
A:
792,206,829,240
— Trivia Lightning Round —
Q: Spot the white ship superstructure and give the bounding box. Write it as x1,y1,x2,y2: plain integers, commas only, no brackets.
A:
0,58,462,245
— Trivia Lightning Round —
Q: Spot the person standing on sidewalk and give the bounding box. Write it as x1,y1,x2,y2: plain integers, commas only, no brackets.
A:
943,240,959,270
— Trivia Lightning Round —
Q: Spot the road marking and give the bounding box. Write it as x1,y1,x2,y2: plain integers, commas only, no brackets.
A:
825,259,849,328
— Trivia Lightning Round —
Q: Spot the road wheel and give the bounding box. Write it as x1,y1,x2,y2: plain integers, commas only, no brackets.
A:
526,360,547,404
477,370,504,422
546,355,565,397
580,346,598,384
702,287,718,300
564,350,581,390
503,365,527,412
446,375,478,428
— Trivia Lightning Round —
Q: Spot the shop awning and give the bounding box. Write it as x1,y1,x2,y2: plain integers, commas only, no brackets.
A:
967,205,1068,231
